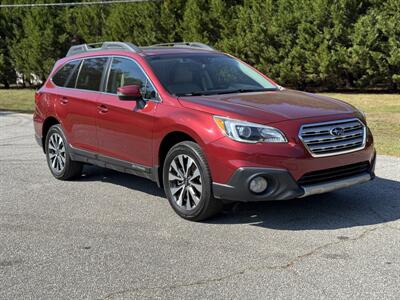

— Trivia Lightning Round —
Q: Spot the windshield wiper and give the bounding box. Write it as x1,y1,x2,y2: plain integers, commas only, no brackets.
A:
215,88,278,95
177,91,215,96
176,88,278,97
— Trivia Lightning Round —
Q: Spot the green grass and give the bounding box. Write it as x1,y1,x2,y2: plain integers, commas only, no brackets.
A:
0,89,35,113
0,89,399,156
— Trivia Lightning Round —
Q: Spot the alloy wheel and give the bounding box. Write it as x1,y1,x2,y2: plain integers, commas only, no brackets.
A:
48,132,66,173
168,154,203,210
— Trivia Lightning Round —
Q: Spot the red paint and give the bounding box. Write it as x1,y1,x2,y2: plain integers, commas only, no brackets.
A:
34,47,374,185
117,85,142,100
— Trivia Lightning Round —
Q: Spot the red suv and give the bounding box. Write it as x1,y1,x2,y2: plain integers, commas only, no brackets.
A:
34,42,375,221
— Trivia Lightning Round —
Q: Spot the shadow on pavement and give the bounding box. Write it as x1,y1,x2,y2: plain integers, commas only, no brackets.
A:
79,165,400,230
79,165,165,198
210,177,400,230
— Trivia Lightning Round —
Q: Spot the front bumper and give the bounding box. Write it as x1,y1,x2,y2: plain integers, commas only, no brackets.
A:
213,154,376,202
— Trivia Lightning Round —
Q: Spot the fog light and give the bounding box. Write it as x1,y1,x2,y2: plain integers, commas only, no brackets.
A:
249,176,268,194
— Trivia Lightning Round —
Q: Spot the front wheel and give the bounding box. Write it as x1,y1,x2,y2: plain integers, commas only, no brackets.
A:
163,141,222,221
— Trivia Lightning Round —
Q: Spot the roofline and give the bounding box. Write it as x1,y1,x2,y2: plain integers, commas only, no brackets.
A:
66,41,217,58
148,42,215,51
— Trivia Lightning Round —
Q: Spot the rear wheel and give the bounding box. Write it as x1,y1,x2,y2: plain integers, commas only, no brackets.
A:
45,124,82,180
163,141,222,221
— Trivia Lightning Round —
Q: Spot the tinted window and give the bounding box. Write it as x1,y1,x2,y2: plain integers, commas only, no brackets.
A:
106,58,147,94
147,54,277,96
65,61,82,88
52,60,80,87
142,79,157,100
76,57,108,91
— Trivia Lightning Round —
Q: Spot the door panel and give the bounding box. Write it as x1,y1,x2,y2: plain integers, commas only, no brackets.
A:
54,57,108,152
96,95,157,166
96,57,158,166
55,88,99,152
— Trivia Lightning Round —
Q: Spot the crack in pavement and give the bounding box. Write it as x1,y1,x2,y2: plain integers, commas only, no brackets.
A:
102,225,382,299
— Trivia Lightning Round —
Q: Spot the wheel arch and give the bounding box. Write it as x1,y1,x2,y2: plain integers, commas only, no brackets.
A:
42,116,60,153
156,130,199,187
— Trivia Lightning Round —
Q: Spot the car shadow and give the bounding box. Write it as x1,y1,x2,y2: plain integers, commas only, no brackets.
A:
79,165,165,198
209,177,400,230
79,165,400,230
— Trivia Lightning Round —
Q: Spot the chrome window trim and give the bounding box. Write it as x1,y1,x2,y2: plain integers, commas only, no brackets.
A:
50,59,82,88
50,54,162,103
298,118,367,157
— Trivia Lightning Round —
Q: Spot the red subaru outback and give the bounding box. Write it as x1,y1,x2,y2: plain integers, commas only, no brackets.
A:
34,42,375,221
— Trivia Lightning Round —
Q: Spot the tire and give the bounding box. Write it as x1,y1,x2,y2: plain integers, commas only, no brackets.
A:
163,141,222,221
45,124,82,180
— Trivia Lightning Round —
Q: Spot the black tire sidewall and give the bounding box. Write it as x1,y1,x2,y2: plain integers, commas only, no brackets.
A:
163,142,213,220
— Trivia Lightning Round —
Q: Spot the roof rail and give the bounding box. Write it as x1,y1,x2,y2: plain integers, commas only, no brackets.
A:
66,41,141,57
150,42,215,51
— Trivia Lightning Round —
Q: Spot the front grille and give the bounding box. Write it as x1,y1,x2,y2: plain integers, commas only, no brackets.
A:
299,118,366,157
298,161,370,186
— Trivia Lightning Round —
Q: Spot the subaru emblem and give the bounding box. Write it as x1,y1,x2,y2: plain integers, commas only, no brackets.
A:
330,127,345,136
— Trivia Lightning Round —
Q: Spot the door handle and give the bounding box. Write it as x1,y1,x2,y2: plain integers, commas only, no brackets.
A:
97,104,108,113
60,97,69,104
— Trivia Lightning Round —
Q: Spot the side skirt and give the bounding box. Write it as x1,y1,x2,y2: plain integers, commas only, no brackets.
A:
69,146,158,183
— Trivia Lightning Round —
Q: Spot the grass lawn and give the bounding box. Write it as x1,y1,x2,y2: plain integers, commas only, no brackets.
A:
0,89,35,113
0,89,399,156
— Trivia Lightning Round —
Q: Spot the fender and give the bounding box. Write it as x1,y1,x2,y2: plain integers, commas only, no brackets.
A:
152,105,224,167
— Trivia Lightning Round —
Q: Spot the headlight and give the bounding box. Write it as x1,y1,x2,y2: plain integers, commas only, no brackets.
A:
213,116,287,143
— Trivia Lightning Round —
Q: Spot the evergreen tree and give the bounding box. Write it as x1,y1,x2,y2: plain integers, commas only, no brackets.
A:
63,4,109,44
0,0,398,90
181,0,210,43
104,2,161,46
9,6,65,82
159,0,186,42
0,4,18,87
349,0,400,89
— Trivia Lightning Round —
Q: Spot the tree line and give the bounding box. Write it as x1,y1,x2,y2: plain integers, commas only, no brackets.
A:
0,0,399,91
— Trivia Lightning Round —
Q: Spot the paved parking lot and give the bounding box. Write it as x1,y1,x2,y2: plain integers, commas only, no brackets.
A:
0,111,399,299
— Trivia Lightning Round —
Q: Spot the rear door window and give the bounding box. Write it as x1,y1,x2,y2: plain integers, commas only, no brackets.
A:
52,60,81,87
76,57,108,91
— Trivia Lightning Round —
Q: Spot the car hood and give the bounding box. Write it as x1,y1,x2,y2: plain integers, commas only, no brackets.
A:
178,89,357,124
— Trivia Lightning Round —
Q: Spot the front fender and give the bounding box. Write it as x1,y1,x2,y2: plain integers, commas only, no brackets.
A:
152,105,224,166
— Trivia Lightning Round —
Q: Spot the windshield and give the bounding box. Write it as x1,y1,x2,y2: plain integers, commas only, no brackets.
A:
146,53,278,96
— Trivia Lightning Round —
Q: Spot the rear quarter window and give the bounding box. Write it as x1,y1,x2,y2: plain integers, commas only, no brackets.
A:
52,60,81,87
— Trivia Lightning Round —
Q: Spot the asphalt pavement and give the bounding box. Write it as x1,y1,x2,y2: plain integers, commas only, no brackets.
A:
0,111,399,299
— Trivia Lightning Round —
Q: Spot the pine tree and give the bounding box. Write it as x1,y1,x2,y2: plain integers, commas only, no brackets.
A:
0,5,18,87
159,0,186,42
0,0,398,91
348,0,399,89
104,2,161,46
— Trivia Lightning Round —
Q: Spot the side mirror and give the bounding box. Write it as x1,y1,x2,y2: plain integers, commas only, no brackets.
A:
117,85,142,101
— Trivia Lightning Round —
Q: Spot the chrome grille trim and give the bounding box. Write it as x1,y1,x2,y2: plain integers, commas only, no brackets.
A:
299,118,367,157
